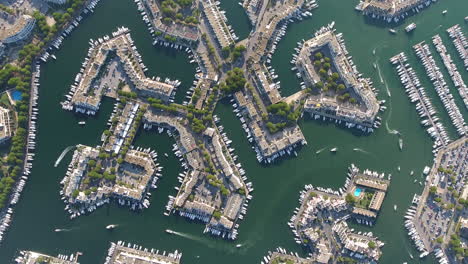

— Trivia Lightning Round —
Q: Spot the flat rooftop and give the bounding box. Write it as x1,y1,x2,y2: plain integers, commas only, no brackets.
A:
16,251,79,264
106,242,181,264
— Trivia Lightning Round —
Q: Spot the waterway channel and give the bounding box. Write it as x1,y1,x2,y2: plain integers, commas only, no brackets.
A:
1,0,468,263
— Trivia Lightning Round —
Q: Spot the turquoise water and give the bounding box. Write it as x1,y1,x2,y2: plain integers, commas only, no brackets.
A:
11,90,22,101
354,188,362,197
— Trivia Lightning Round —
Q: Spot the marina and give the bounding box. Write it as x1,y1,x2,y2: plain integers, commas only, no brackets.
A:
297,24,381,132
446,24,468,72
288,164,391,262
0,0,467,263
356,0,438,23
432,33,468,111
413,41,467,136
390,52,451,151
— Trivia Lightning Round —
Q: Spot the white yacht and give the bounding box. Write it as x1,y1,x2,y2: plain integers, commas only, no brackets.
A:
106,224,117,230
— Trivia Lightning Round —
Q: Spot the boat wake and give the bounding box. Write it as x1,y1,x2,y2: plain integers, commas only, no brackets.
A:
54,228,72,232
168,230,210,244
384,104,400,136
315,146,328,154
375,62,384,84
383,79,391,97
385,121,400,135
54,146,75,167
352,148,371,155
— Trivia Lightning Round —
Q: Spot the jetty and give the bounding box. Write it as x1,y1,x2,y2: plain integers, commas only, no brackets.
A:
432,34,468,110
447,24,468,72
413,41,467,136
390,52,450,152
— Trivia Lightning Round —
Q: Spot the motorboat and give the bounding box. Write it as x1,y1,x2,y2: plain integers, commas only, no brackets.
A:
166,229,176,234
106,224,117,230
405,23,416,33
78,121,86,125
330,147,338,153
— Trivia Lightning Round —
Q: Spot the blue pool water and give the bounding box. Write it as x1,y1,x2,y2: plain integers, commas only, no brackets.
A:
11,90,22,101
354,188,362,197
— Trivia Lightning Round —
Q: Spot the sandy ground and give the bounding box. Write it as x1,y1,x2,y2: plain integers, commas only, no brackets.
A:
45,16,55,27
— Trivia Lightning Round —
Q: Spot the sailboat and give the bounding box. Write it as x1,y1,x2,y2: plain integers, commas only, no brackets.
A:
330,147,338,153
398,138,403,151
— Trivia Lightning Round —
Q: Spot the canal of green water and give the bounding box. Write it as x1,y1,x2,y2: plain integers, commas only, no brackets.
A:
1,0,467,263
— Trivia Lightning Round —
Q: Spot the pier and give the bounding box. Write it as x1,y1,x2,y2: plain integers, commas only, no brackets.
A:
432,34,468,111
447,24,468,72
390,52,451,150
413,41,467,136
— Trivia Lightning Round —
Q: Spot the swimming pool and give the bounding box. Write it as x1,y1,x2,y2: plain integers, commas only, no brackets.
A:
11,90,22,101
354,188,362,197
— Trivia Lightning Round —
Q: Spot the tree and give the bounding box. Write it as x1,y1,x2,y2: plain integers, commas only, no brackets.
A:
345,193,356,204
319,69,327,76
314,52,323,60
88,159,96,167
368,241,376,249
331,72,340,81
315,81,324,89
429,186,437,195
212,210,222,220
221,46,230,58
